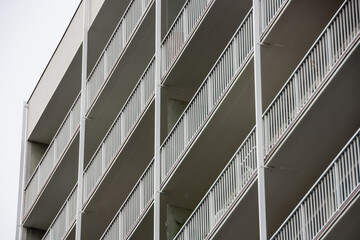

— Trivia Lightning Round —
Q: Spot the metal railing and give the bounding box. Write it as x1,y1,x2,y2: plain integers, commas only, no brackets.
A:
160,10,253,183
161,0,212,78
271,128,360,240
23,93,81,217
263,0,360,157
100,159,154,240
260,0,288,35
42,184,78,240
174,128,257,240
86,0,153,110
83,57,155,203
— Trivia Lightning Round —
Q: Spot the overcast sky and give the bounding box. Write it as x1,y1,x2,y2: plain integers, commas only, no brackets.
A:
0,1,81,238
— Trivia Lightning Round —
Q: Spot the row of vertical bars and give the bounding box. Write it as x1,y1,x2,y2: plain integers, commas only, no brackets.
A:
271,128,360,240
42,184,78,240
174,128,257,240
100,159,154,240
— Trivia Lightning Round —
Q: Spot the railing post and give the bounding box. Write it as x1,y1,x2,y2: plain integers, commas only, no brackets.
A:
233,36,239,72
293,73,300,116
104,51,108,79
334,162,342,208
121,114,126,142
119,212,124,240
326,27,334,69
300,203,307,239
140,180,145,212
209,191,215,229
123,19,127,47
207,76,214,111
183,8,189,41
184,115,189,145
141,80,145,107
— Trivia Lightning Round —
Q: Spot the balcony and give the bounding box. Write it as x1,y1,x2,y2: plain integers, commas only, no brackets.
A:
260,0,343,111
81,57,155,240
173,128,258,240
41,184,77,240
23,93,81,229
160,0,252,101
100,159,154,240
271,128,360,240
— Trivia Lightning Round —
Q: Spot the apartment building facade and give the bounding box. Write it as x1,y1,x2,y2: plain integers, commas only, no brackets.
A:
16,0,360,239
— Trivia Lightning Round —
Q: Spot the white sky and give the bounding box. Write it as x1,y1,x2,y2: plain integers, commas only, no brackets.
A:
0,1,81,238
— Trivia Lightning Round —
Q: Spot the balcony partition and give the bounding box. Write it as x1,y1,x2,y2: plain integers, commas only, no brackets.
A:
86,0,153,110
161,0,212,78
23,93,81,217
263,0,360,158
83,57,155,204
100,159,154,240
160,10,253,184
271,128,360,240
174,128,257,240
42,184,77,240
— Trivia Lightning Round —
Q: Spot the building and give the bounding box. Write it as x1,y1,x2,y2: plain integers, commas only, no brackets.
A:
15,0,360,239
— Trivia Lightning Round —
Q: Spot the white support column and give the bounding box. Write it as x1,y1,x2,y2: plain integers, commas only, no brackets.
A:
75,0,89,239
15,102,28,240
253,0,267,239
154,0,162,239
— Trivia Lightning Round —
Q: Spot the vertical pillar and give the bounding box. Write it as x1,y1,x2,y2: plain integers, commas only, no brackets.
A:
253,0,267,239
154,0,162,239
75,0,89,239
15,102,28,240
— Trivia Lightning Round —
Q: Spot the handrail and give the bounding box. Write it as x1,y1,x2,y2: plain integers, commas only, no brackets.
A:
271,127,360,240
174,127,257,240
100,158,155,240
23,92,81,217
83,57,155,204
160,9,254,183
263,0,360,157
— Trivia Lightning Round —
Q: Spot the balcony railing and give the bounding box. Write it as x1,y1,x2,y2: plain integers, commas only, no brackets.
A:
23,93,81,217
161,0,212,78
100,159,154,240
271,128,360,240
42,184,77,240
160,10,253,183
86,0,153,110
83,57,155,204
174,128,257,240
263,0,360,158
260,0,289,35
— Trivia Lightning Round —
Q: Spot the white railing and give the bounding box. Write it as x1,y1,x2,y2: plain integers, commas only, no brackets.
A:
23,93,81,217
42,184,78,240
160,10,253,183
174,128,257,240
271,128,360,240
100,159,154,240
83,57,155,203
263,0,360,157
260,0,288,34
86,0,153,110
161,0,212,78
